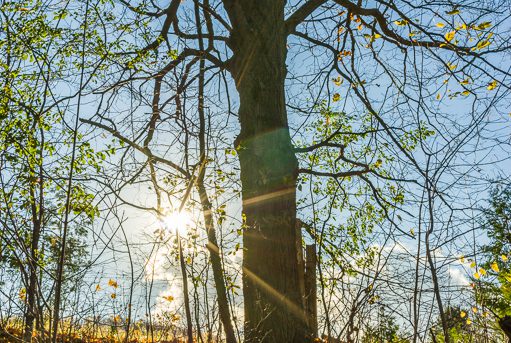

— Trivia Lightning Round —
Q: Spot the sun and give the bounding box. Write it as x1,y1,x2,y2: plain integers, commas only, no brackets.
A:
161,210,193,236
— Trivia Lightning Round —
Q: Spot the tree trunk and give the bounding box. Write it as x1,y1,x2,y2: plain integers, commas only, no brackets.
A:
197,183,238,343
225,1,309,341
305,244,318,339
24,181,42,343
500,316,511,342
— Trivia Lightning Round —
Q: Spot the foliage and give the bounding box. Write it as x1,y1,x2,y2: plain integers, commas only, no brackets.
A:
474,185,511,337
361,307,409,343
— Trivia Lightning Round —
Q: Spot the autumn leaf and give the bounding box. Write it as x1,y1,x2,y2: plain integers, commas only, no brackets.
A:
333,93,341,102
487,80,498,90
457,23,468,30
472,306,478,313
111,293,116,299
394,19,408,26
447,62,457,71
479,267,487,276
163,295,174,302
332,77,343,86
502,255,508,262
473,272,480,279
95,284,101,292
444,31,456,42
475,22,492,30
466,318,472,325
491,262,500,273
446,8,460,15
472,40,491,51
460,310,466,318
108,279,118,288
436,22,445,28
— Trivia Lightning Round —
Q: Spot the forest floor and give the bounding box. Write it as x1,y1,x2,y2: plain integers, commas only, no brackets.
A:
0,326,187,342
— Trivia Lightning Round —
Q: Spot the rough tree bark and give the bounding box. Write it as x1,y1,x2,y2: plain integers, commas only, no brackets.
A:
224,1,310,341
500,316,511,342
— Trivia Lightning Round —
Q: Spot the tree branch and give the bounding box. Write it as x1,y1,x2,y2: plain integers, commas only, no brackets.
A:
80,118,190,177
285,0,327,34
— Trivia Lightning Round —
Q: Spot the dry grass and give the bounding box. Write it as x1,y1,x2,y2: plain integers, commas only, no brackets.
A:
0,323,191,343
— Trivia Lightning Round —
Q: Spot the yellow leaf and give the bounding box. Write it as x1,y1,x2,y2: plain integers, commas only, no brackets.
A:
436,22,445,28
445,31,456,42
473,272,480,279
470,261,476,268
374,34,382,39
108,279,118,288
460,310,466,318
475,22,492,30
447,62,457,71
502,255,508,262
95,284,101,292
487,80,498,90
446,8,461,15
472,306,478,313
459,255,465,263
460,78,470,85
462,90,470,96
479,268,487,276
436,93,442,100
466,318,472,325
332,77,343,86
333,93,341,102
163,295,174,302
491,262,500,273
472,40,491,51
111,293,116,299
457,23,468,30
394,19,408,26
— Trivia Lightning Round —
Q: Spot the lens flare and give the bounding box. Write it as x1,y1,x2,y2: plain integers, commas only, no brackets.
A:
162,210,192,236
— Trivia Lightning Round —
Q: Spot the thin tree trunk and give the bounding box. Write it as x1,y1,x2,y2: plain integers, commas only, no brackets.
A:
24,205,41,343
24,139,44,343
195,23,237,341
224,1,309,341
426,186,449,343
197,183,237,343
305,244,318,339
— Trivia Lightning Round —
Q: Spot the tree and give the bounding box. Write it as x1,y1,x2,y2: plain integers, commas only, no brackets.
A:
2,0,508,342
361,306,409,343
85,0,510,341
477,185,511,340
0,2,104,340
